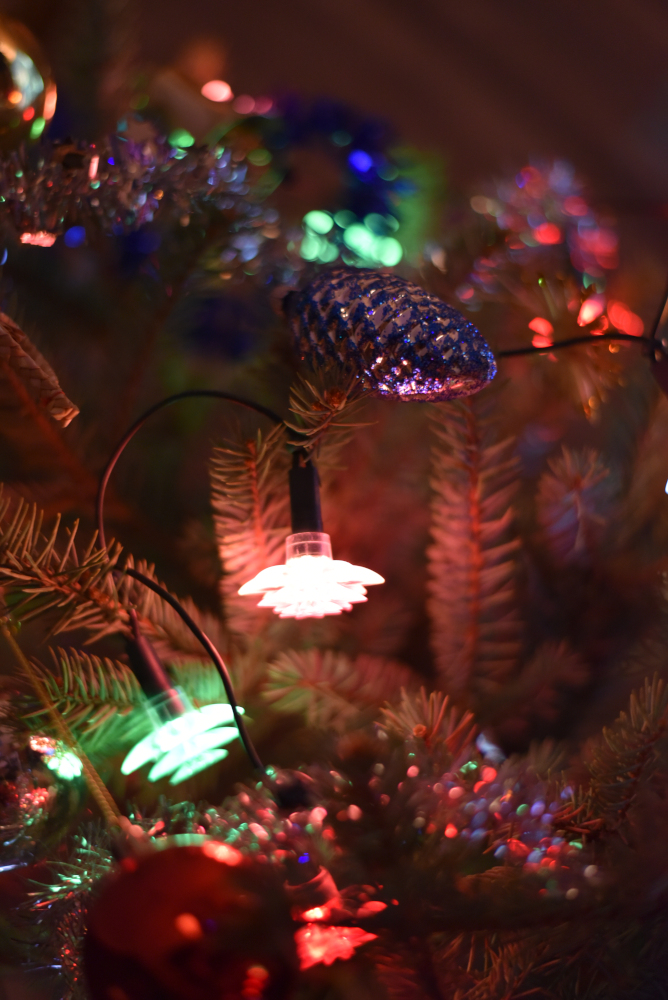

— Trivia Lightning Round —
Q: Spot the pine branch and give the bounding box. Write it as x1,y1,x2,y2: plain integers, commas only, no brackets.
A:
210,424,290,637
380,687,477,757
492,641,590,744
168,658,227,707
0,313,79,426
263,648,417,731
427,398,523,711
23,647,143,743
536,447,611,566
285,372,368,468
588,674,668,824
0,493,229,663
0,494,125,639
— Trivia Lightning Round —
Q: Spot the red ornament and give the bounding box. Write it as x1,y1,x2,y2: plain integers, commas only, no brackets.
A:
84,842,298,1000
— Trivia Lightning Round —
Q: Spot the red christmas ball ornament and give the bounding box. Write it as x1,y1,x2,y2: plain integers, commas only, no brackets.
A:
84,842,298,1000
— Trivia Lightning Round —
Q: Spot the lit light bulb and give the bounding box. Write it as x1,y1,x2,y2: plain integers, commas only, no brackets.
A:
577,295,605,327
20,231,56,247
121,690,243,785
30,735,83,779
201,79,233,102
238,532,384,619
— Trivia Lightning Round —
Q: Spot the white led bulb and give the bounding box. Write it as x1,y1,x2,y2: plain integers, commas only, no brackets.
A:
238,532,384,619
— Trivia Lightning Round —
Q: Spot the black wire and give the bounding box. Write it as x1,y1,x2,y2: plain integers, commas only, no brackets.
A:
497,330,651,358
96,390,283,551
123,566,264,773
97,389,284,776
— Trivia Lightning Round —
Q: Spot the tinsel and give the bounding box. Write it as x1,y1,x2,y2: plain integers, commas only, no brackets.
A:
0,134,273,240
22,723,599,994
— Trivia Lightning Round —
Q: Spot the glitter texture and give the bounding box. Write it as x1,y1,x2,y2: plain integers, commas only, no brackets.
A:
287,267,497,401
1,136,267,240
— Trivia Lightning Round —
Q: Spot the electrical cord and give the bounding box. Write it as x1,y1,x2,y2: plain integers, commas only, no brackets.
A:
97,390,284,775
497,282,668,359
497,330,651,358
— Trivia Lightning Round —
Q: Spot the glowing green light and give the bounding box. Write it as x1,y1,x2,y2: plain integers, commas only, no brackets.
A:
317,242,339,263
343,223,375,257
45,747,83,780
300,233,324,261
334,210,356,229
303,210,334,234
342,225,402,267
364,213,387,235
29,117,46,140
248,148,272,166
148,726,236,782
122,702,243,778
168,128,195,148
171,748,230,785
377,236,402,266
516,803,529,816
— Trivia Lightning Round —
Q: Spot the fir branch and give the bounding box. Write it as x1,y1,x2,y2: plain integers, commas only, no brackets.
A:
24,647,143,736
380,687,476,757
0,495,125,640
427,399,523,711
588,674,668,824
0,493,229,663
210,423,290,637
0,313,79,426
492,641,590,743
168,658,227,707
263,648,416,731
285,372,367,467
536,447,611,565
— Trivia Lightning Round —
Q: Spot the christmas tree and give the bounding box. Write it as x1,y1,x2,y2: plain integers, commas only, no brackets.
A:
1,7,668,1000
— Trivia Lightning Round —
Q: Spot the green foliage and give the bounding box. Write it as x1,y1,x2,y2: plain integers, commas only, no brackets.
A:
0,493,228,663
536,446,612,565
210,424,290,638
22,647,147,760
285,372,368,467
380,687,476,757
589,673,668,823
264,647,416,731
427,397,522,713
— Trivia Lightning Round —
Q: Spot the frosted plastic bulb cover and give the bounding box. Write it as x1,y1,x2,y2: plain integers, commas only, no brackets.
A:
238,531,384,619
121,694,243,780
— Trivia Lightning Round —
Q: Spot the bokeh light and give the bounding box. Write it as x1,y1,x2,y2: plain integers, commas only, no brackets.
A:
201,79,233,102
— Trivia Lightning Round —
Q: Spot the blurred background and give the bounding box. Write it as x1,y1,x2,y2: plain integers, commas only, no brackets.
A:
4,0,668,204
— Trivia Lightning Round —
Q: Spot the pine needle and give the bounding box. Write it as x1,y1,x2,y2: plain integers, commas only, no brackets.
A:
210,424,290,638
536,447,612,565
263,648,416,731
427,398,523,711
380,687,476,757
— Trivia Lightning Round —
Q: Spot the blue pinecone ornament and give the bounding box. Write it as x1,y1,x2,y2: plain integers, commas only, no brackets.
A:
286,267,496,401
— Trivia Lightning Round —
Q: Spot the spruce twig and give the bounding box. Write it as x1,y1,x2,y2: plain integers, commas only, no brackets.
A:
264,648,416,731
210,424,290,638
427,398,522,712
0,621,121,828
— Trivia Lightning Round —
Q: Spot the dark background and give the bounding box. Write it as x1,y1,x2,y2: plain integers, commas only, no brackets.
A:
3,0,668,201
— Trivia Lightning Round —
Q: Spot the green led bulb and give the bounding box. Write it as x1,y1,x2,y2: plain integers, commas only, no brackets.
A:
121,689,243,785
